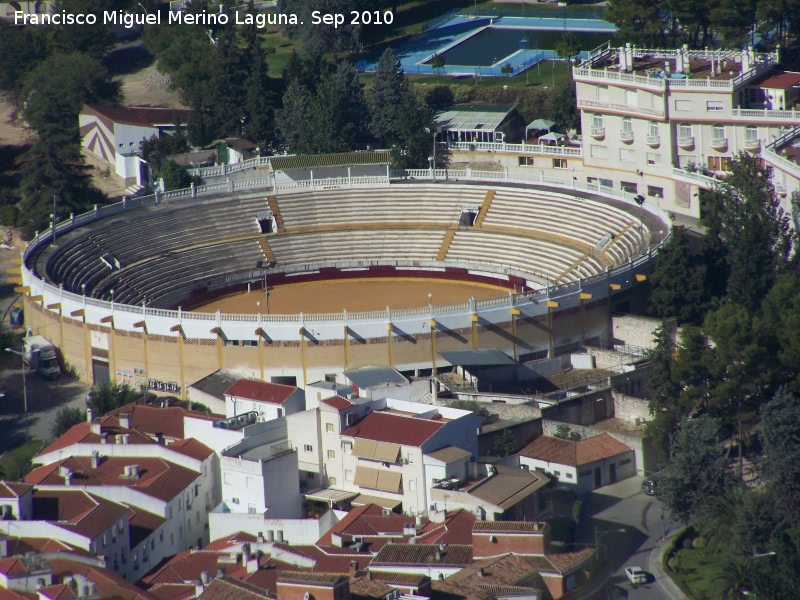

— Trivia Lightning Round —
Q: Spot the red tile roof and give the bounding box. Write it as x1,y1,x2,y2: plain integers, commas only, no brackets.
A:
199,577,271,600
754,71,800,89
31,489,128,540
4,537,80,556
341,412,445,446
83,104,195,128
168,438,214,461
541,548,595,574
322,397,355,411
370,544,473,568
0,481,33,498
26,455,200,503
271,544,371,574
105,403,223,440
129,506,168,547
416,510,475,545
35,584,75,600
224,380,298,405
472,521,546,533
38,421,154,457
0,588,35,600
147,584,196,600
0,558,29,577
518,434,632,467
47,557,160,600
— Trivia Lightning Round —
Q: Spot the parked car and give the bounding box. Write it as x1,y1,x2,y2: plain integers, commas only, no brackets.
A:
625,566,647,585
642,475,662,496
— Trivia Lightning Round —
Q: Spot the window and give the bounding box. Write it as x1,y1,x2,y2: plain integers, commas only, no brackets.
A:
243,340,257,347
553,158,567,169
708,156,732,172
620,181,638,194
159,532,164,543
675,99,692,111
304,444,313,453
711,123,725,142
592,113,604,130
647,185,664,198
646,152,660,165
566,473,574,479
224,340,239,347
343,442,352,453
706,100,724,111
619,148,636,162
328,450,336,459
625,89,637,107
329,476,337,486
678,122,692,139
518,156,535,166
345,469,353,481
326,423,334,433
599,178,612,188
621,117,633,133
589,145,608,159
553,470,561,477
194,484,199,497
619,458,633,466
648,121,659,138
745,125,758,142
248,504,257,514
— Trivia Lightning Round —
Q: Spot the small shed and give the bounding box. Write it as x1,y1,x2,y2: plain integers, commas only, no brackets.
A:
436,104,522,144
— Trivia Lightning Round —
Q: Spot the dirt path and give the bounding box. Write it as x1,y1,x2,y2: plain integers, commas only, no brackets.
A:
0,98,35,148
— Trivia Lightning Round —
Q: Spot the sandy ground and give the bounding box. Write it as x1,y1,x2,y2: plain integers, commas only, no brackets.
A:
119,64,187,109
191,278,509,315
0,98,35,148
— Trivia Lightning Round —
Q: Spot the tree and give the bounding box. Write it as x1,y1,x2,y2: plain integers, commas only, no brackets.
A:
158,160,194,191
657,415,737,524
554,424,572,439
492,429,518,457
0,22,50,105
51,406,87,439
48,0,117,58
554,32,581,63
280,0,366,56
430,53,446,84
758,387,800,514
276,79,317,153
500,63,514,77
310,63,369,152
369,49,409,146
546,82,580,132
86,382,141,417
648,228,707,324
644,323,683,462
240,16,276,147
606,0,668,47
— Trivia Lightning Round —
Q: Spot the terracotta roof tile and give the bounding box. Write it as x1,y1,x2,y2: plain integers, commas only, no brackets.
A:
0,588,35,600
35,584,76,600
129,507,167,547
370,544,473,568
518,434,632,467
199,577,271,600
147,584,196,600
277,571,348,586
274,544,372,574
47,557,160,600
465,465,549,509
105,403,223,440
0,557,30,576
168,438,214,461
416,510,475,545
425,446,472,463
541,548,595,574
0,481,33,498
341,412,445,447
84,104,194,128
472,521,546,533
38,421,154,457
350,576,394,599
754,70,800,89
322,397,356,411
224,380,298,405
31,489,128,540
369,572,430,586
26,455,200,503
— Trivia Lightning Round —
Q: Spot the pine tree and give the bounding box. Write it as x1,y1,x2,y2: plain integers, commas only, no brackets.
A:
648,228,706,324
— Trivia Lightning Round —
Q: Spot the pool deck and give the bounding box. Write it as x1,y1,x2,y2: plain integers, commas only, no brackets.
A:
360,15,616,78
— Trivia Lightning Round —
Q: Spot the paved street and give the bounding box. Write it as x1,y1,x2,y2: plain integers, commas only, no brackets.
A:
579,476,678,600
0,361,89,452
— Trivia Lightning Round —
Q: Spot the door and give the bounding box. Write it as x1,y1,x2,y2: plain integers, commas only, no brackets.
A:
594,467,602,489
609,463,617,484
92,359,110,385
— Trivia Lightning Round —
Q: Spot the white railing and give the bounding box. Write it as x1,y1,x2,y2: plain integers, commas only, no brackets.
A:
445,142,582,157
710,137,728,148
577,99,664,118
763,125,800,181
187,156,273,178
590,127,606,138
731,108,800,122
671,167,719,188
677,136,695,147
646,135,660,145
619,131,634,142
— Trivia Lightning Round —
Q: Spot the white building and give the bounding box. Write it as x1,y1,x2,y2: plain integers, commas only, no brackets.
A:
224,379,306,421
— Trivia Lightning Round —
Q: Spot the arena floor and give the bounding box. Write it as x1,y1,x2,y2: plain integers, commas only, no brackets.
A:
190,278,510,314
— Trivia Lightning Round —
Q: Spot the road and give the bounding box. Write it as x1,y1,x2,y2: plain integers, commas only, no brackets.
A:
0,361,89,452
579,476,677,600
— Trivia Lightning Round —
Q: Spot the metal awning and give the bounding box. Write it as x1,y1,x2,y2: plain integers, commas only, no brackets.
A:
304,488,359,505
353,466,402,492
353,439,401,462
350,493,403,509
438,348,516,367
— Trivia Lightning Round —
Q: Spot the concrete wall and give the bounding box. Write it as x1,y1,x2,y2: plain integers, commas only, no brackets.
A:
611,314,676,349
612,391,651,426
208,511,338,545
540,388,614,427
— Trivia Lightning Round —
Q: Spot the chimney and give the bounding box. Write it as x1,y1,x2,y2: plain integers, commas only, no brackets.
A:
100,434,108,445
129,464,139,478
277,530,284,543
200,571,210,585
257,532,265,544
122,434,130,445
91,451,100,469
478,568,484,577
119,413,131,429
86,407,93,422
350,560,358,577
90,419,102,435
267,531,274,542
435,549,442,561
60,466,72,485
217,566,226,578
242,544,252,563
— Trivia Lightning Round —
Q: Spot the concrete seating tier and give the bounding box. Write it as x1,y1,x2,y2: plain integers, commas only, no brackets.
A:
268,229,445,266
479,189,647,265
446,230,606,284
275,186,488,230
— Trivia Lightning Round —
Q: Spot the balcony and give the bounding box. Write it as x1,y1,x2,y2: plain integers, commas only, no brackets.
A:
590,127,606,139
646,134,660,147
619,130,634,143
677,136,695,149
744,138,761,151
710,137,728,150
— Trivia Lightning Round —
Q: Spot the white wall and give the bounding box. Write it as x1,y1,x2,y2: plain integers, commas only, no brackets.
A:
208,512,338,545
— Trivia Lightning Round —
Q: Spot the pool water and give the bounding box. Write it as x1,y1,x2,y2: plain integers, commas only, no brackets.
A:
439,27,613,67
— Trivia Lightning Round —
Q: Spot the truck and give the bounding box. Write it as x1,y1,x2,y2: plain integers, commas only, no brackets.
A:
24,336,61,379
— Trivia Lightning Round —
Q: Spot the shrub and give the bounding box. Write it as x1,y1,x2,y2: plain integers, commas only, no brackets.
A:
667,556,680,572
693,536,707,549
683,537,695,550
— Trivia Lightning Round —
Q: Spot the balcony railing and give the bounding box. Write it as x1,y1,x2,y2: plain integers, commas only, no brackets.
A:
619,130,634,142
731,107,800,122
646,134,660,146
578,99,665,119
710,137,728,149
743,138,761,151
677,136,695,148
590,127,606,138
445,141,582,157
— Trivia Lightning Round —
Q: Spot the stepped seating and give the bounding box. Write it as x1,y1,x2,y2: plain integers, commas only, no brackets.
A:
446,230,606,284
275,185,488,231
268,229,445,266
480,189,647,265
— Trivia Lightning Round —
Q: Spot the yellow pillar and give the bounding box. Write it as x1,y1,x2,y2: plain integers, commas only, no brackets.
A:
48,303,63,349
71,308,91,384
100,316,116,382
344,326,350,370
430,319,437,375
470,314,478,349
210,327,223,370
170,325,185,400
510,308,521,362
255,327,265,381
546,301,559,358
579,293,592,346
299,327,308,386
134,321,148,381
387,323,394,366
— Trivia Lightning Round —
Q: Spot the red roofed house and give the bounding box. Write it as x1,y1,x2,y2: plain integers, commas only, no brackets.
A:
224,380,306,422
79,104,194,191
517,433,635,494
750,71,800,111
0,482,33,520
300,398,480,517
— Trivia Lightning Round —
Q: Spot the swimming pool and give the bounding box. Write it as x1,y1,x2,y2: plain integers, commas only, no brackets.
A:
438,26,614,67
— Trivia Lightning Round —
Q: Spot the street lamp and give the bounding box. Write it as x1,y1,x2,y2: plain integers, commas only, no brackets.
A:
5,347,30,442
256,260,276,314
740,590,756,599
595,527,625,561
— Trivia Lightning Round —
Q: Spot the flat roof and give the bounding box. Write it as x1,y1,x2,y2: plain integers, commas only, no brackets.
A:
304,488,359,504
436,104,515,132
439,348,515,367
350,494,402,509
344,366,408,389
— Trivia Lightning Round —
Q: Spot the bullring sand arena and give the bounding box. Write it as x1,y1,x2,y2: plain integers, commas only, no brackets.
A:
190,279,510,314
19,177,669,393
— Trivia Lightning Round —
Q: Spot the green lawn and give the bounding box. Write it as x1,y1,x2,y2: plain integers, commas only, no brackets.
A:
0,439,44,481
664,529,730,600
